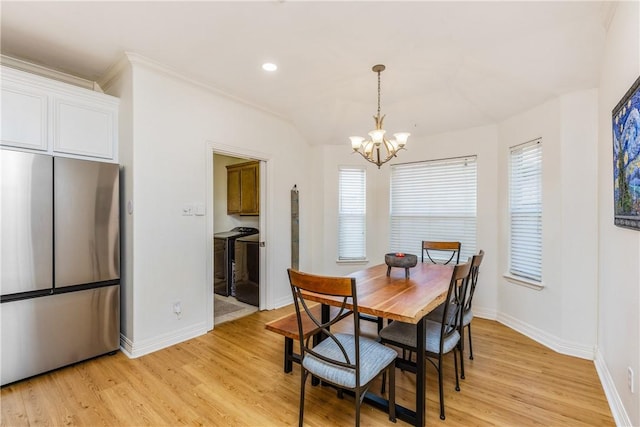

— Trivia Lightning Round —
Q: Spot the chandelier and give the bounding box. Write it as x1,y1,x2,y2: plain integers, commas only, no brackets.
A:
349,64,409,168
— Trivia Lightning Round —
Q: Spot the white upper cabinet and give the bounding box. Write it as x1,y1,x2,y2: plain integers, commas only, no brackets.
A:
1,81,48,151
1,66,119,162
53,94,116,159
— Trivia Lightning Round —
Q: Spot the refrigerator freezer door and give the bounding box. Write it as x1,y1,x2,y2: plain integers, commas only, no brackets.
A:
0,150,53,295
1,284,120,385
54,157,119,288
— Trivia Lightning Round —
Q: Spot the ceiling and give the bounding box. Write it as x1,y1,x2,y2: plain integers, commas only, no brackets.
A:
1,1,610,147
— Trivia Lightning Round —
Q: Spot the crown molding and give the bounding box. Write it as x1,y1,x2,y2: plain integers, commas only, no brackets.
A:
120,52,289,122
98,53,132,92
0,54,102,92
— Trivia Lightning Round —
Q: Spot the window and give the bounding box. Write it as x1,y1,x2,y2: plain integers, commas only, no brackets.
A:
338,167,366,261
390,156,477,263
509,139,542,283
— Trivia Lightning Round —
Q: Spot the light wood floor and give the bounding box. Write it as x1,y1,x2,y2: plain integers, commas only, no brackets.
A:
1,306,614,426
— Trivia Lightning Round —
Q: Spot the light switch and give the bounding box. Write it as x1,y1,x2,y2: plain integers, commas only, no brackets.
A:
194,204,205,216
182,205,194,216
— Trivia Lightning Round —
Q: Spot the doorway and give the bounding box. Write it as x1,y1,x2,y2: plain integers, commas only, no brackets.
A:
213,153,259,324
206,142,268,330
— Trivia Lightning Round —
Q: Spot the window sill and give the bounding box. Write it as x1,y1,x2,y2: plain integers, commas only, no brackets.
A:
503,273,544,290
336,259,369,265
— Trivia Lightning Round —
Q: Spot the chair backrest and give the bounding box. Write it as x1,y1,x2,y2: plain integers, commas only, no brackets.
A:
463,250,484,314
437,261,471,352
287,268,360,376
421,241,461,265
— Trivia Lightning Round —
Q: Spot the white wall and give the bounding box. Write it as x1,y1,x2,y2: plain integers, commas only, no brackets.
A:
496,90,599,359
559,90,599,350
101,61,134,340
596,2,640,425
108,55,311,356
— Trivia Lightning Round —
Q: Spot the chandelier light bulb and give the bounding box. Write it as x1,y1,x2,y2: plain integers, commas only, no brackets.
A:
350,136,365,150
369,129,385,145
393,132,410,147
364,141,374,155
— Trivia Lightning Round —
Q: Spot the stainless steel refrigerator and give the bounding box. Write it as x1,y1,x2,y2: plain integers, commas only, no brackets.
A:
1,150,120,385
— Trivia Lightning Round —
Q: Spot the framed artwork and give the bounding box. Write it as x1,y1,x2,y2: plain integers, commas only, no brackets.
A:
613,75,640,230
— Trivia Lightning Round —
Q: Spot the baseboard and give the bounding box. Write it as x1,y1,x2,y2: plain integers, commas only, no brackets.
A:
271,294,293,310
496,312,595,360
473,305,498,320
119,334,134,358
594,349,633,427
119,321,208,359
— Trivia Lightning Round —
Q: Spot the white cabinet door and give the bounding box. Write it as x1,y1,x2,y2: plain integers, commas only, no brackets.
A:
1,83,48,151
1,66,119,162
53,96,117,159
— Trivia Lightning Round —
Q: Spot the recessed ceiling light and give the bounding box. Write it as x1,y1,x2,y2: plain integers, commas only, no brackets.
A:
262,63,278,72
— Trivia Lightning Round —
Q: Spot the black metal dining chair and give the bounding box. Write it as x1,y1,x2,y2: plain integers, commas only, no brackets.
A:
461,250,484,362
400,241,461,362
426,249,484,379
287,268,397,427
378,260,471,420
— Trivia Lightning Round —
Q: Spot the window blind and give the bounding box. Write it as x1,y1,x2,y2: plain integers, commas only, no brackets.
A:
509,139,542,282
338,167,366,260
390,157,477,263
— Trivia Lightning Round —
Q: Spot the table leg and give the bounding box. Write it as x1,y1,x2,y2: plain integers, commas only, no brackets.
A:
416,316,426,427
321,304,329,326
284,337,293,373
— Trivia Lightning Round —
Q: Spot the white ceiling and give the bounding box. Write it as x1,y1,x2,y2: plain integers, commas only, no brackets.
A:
1,1,610,146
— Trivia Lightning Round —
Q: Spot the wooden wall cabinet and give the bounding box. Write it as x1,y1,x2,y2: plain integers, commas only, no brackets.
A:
1,66,119,162
226,161,259,215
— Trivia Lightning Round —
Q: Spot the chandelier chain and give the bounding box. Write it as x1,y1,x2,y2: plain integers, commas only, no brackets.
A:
377,70,381,116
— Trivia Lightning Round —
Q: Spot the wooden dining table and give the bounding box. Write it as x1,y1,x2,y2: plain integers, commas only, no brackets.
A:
301,262,454,427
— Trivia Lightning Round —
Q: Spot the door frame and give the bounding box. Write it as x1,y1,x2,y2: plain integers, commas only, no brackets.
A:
205,141,270,331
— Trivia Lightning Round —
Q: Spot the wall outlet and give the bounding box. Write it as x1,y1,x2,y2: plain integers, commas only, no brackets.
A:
173,301,182,319
628,367,635,393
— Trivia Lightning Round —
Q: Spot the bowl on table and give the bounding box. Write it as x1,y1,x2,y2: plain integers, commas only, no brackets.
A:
384,252,418,278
